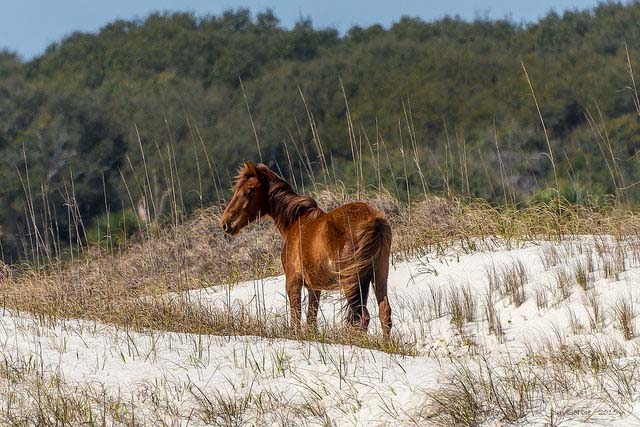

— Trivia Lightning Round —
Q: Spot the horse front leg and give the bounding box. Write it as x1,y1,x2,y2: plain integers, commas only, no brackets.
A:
286,275,303,333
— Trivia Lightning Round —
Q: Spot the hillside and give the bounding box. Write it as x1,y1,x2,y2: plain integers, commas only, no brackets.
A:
0,132,638,424
2,218,640,424
3,3,640,261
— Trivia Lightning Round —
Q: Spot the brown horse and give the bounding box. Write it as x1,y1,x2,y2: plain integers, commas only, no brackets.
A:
220,162,393,337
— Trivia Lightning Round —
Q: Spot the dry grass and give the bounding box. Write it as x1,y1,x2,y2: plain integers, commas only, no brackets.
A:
540,245,561,270
3,192,640,425
3,191,640,356
418,339,637,426
0,349,335,426
426,283,446,319
553,267,574,305
0,357,135,426
486,259,528,307
583,290,605,332
533,284,550,310
573,259,590,290
612,296,636,341
483,291,504,338
0,189,640,356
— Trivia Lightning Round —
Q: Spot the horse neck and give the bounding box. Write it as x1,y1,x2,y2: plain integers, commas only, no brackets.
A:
265,176,319,235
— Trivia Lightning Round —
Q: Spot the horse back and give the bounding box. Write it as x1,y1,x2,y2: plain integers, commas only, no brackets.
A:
326,202,383,236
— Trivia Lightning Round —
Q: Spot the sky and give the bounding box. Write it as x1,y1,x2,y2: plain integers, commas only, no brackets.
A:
0,0,613,59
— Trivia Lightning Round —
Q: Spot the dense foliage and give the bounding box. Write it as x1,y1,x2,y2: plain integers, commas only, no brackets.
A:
2,3,640,261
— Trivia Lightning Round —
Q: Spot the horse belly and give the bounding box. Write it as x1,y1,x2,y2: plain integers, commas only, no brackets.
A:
303,259,340,291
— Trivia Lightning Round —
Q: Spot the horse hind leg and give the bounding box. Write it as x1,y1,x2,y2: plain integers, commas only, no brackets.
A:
373,247,392,338
306,288,321,331
345,273,371,332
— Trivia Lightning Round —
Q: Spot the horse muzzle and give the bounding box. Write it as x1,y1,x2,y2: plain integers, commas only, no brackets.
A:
221,220,239,235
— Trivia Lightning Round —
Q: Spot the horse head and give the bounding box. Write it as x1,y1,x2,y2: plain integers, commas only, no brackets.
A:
220,161,270,235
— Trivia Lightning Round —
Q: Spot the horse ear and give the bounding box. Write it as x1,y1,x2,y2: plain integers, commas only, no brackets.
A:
255,163,276,181
243,161,257,176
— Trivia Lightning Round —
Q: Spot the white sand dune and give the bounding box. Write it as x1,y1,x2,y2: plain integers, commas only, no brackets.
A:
2,237,640,425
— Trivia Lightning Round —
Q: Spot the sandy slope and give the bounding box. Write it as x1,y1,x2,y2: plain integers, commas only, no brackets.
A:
2,238,640,425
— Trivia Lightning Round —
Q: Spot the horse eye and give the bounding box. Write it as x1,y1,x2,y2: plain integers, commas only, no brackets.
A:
244,188,253,196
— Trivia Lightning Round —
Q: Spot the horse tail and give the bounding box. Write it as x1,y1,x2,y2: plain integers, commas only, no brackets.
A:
339,213,392,318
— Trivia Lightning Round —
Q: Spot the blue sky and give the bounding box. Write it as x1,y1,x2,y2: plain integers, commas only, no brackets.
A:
1,0,611,59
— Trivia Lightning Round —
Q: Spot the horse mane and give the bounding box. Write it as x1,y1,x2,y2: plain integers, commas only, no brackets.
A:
236,162,320,230
267,176,320,230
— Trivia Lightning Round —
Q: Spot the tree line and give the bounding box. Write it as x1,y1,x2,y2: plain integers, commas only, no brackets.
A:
1,3,640,261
